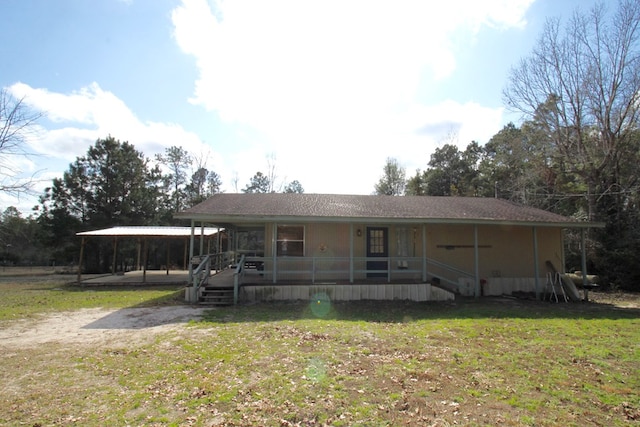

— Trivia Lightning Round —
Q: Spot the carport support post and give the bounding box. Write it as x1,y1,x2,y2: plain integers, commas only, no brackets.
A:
533,226,540,300
474,225,480,298
166,240,170,275
77,237,86,284
183,238,188,270
142,238,148,283
111,237,118,275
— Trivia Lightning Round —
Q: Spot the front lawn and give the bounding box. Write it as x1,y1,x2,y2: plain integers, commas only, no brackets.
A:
0,280,638,426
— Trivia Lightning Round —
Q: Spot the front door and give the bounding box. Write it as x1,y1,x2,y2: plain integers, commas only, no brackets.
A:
366,227,388,278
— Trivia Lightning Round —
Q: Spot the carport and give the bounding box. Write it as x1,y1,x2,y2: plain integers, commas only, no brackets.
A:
76,226,222,283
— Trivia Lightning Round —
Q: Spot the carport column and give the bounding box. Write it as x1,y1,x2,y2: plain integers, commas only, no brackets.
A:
272,223,278,284
349,224,354,283
183,238,188,270
422,224,427,282
474,225,480,298
142,238,148,283
166,239,170,275
532,226,540,299
112,237,118,275
77,237,86,284
137,239,142,270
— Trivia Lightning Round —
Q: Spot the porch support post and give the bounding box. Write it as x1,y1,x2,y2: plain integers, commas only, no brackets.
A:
77,237,86,284
216,226,221,270
581,228,589,301
111,237,118,275
199,222,205,256
349,223,354,283
188,220,195,282
272,223,277,284
474,225,480,298
532,226,540,300
422,224,427,282
561,229,566,275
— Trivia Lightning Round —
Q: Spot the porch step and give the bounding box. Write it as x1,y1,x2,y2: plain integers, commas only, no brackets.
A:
199,286,234,306
429,277,460,295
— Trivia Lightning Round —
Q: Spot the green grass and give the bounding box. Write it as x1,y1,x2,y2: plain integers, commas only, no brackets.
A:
0,279,639,426
0,280,184,321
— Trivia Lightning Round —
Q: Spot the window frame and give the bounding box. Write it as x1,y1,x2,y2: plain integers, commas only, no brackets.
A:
276,225,305,257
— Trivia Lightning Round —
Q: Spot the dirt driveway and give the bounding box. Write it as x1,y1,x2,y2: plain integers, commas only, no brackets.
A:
0,306,210,349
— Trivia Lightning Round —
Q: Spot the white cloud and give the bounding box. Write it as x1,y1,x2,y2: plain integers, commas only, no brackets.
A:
2,82,219,212
171,0,531,194
8,82,213,163
172,0,532,123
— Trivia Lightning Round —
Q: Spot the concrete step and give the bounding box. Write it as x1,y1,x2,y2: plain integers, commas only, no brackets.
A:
200,286,234,306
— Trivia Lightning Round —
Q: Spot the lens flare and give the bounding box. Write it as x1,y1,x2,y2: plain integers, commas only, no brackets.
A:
306,357,326,383
309,291,331,317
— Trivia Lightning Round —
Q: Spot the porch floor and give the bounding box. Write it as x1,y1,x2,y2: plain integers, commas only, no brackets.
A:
78,270,190,286
204,268,428,288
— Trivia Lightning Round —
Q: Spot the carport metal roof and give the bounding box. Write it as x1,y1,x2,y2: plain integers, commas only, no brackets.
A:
75,226,223,284
76,226,220,237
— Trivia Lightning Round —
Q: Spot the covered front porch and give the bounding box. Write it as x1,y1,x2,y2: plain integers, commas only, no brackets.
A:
188,256,456,304
177,194,602,305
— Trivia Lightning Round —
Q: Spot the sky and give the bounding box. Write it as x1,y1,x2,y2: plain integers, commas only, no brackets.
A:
1,0,601,214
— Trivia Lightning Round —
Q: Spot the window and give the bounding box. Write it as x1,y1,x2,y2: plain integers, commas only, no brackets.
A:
236,228,265,256
396,228,409,257
396,227,409,269
277,225,304,256
368,228,386,254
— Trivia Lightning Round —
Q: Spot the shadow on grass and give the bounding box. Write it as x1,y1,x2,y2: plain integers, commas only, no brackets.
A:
68,284,203,331
17,281,639,328
199,296,640,324
81,304,207,330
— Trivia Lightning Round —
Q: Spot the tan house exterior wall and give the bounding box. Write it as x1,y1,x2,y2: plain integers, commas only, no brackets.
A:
425,224,563,278
256,221,564,296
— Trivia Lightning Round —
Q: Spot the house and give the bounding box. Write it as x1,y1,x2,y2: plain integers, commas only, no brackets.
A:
175,193,602,303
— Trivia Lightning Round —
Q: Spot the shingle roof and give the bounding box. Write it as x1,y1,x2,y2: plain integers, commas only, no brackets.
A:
175,194,599,228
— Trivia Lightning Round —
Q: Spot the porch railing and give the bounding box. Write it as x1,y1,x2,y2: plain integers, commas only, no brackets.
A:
191,251,236,294
233,254,246,305
233,255,474,292
191,254,212,292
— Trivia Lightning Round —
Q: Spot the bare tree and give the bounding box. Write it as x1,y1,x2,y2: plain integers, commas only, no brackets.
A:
231,171,239,193
503,0,640,221
0,89,43,196
266,152,279,193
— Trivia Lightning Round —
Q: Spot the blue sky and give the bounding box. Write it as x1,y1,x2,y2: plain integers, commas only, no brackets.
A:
1,0,600,213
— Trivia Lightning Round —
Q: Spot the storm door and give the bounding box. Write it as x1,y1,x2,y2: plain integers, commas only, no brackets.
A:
366,227,388,278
